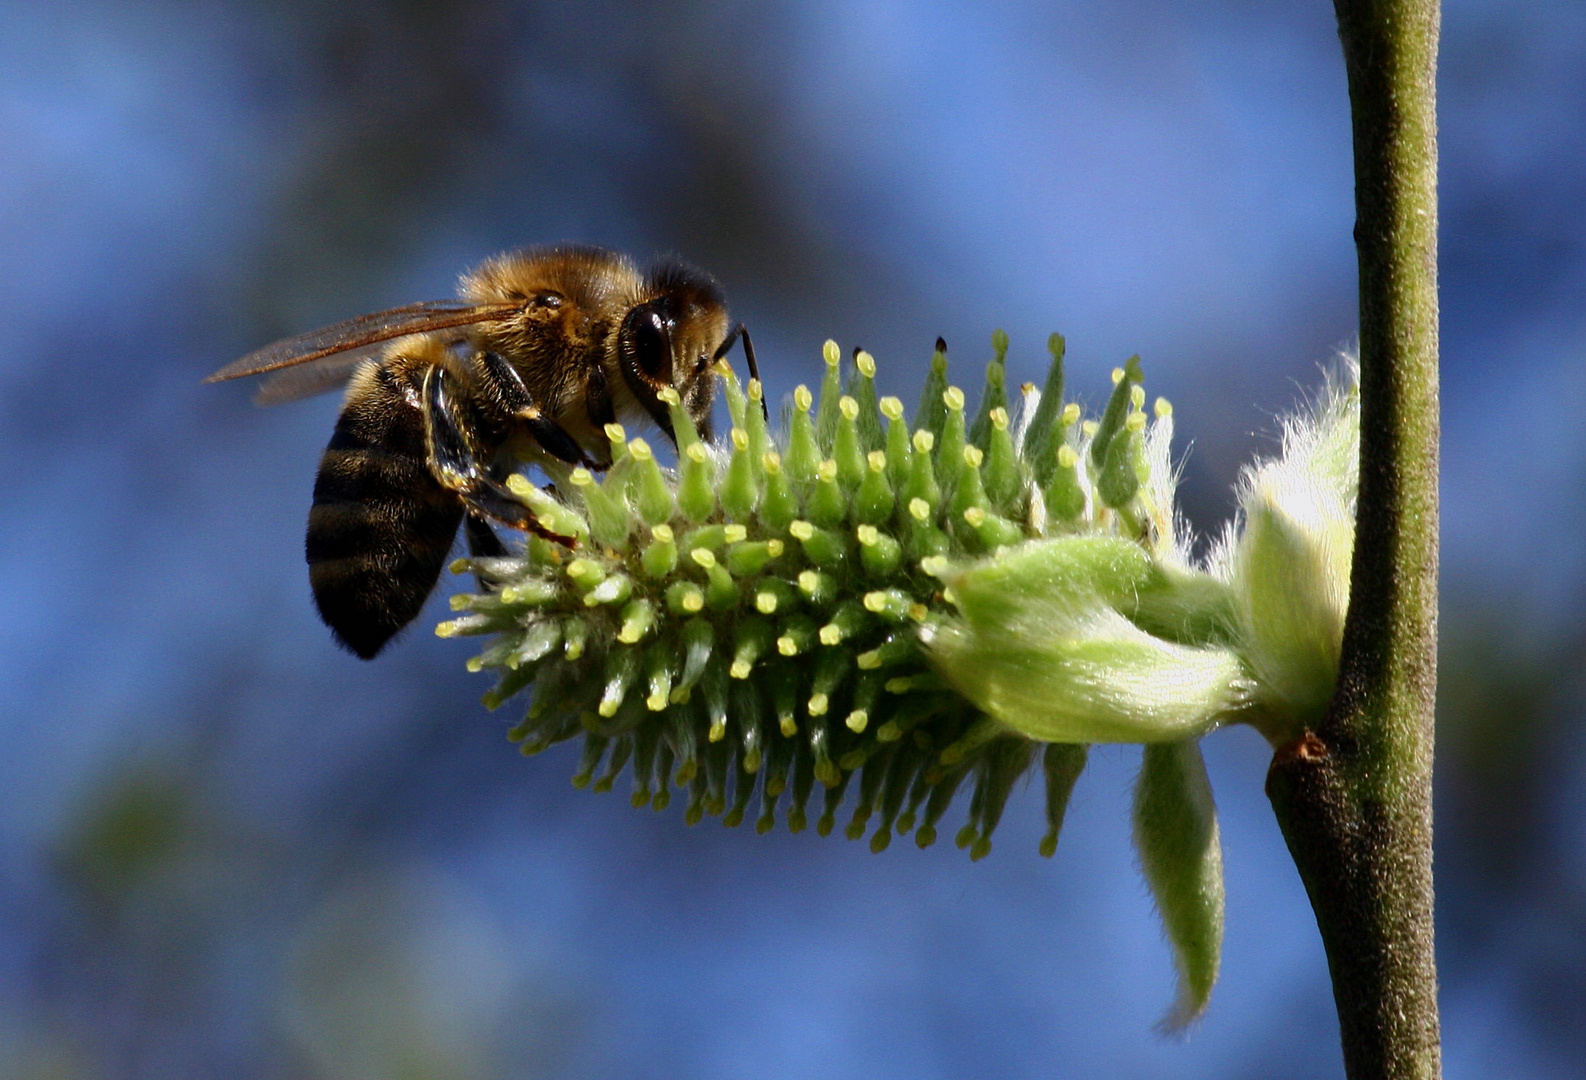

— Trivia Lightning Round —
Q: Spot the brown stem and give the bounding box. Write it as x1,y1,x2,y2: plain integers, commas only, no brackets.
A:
1266,2,1441,1078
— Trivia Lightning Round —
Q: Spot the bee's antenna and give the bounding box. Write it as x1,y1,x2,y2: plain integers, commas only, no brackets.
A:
713,322,768,421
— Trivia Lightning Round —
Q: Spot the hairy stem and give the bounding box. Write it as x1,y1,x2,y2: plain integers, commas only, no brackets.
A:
1266,2,1441,1078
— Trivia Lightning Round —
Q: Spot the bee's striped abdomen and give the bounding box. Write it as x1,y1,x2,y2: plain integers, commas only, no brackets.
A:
306,383,462,659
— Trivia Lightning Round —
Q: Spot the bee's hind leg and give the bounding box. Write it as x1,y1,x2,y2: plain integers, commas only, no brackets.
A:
422,365,576,547
463,513,511,592
464,513,508,558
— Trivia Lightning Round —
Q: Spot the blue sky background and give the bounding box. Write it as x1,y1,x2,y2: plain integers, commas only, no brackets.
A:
2,2,1584,1077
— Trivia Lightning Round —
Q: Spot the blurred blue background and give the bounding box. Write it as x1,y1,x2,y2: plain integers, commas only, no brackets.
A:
2,1,1582,1077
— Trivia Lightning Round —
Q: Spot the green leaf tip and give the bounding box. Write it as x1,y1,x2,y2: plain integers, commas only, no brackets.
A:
1134,739,1224,1030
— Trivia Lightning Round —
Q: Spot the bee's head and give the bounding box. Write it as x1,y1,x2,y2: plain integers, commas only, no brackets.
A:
618,260,729,443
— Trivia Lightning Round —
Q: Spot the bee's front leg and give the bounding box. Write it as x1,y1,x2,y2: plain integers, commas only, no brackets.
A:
475,350,602,469
422,365,575,546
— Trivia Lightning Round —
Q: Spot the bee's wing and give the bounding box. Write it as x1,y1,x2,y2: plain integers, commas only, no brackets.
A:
205,300,521,387
250,342,391,405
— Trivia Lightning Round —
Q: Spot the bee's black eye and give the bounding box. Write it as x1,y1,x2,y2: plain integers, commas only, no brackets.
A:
531,292,563,309
623,305,673,383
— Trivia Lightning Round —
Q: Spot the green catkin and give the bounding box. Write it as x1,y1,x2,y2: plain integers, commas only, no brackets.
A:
664,581,705,617
788,520,846,569
721,366,749,431
759,453,800,532
652,743,674,810
947,444,989,524
785,386,821,487
658,387,701,455
916,765,972,849
603,422,629,465
902,429,941,510
857,528,904,578
730,618,776,679
936,387,968,477
485,663,537,711
670,708,701,786
617,598,656,644
643,642,674,712
727,538,783,577
967,329,1009,451
847,745,893,840
721,428,760,519
641,524,679,578
806,460,848,528
677,442,717,522
787,748,816,832
1096,414,1144,511
700,663,731,745
584,571,632,607
764,719,795,793
673,619,713,700
593,735,632,794
854,451,894,525
1044,444,1087,524
599,646,641,718
833,397,866,490
776,615,820,657
819,600,870,647
881,397,912,489
767,664,800,737
724,761,755,828
817,769,853,836
868,746,912,850
684,764,709,825
756,779,781,835
734,679,766,773
807,713,840,789
627,440,675,525
455,334,1191,879
915,338,950,437
1089,356,1143,475
744,380,771,485
814,340,844,450
967,738,1036,860
570,468,630,549
753,577,799,616
571,733,609,790
808,648,851,721
703,561,738,611
982,409,1022,513
1024,334,1068,484
796,568,838,608
848,349,886,451
1040,743,1090,857
631,722,660,806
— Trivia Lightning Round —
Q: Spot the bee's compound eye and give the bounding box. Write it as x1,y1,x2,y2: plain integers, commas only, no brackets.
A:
623,306,673,383
531,292,563,308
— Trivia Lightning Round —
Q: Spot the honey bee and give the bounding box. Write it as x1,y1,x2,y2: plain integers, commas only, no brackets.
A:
208,245,759,659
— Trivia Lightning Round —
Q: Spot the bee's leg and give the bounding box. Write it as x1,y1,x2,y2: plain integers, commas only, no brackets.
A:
713,322,769,422
463,513,510,592
465,513,508,557
475,350,599,469
423,366,576,546
582,361,618,467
